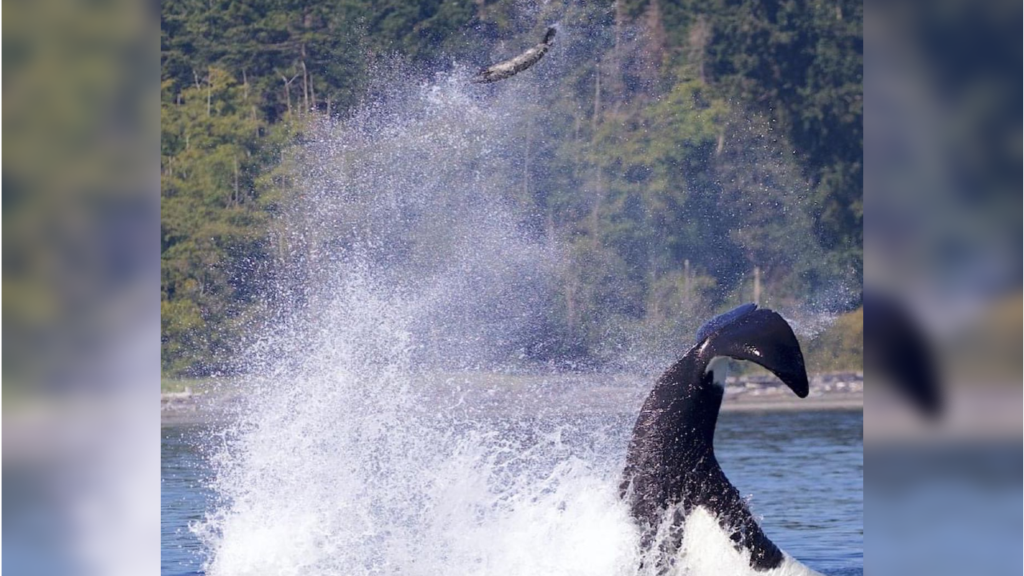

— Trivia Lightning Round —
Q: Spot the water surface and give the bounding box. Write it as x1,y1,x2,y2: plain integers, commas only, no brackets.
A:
162,409,862,575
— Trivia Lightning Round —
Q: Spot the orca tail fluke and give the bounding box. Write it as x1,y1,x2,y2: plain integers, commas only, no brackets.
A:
863,292,941,416
701,304,810,398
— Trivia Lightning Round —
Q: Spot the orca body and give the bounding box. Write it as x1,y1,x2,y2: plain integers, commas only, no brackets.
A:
620,304,811,572
472,27,556,84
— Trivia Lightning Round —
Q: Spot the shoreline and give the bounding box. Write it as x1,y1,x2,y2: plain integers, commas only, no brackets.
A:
162,372,863,426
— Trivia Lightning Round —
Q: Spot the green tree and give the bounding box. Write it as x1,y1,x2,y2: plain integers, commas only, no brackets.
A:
161,68,290,375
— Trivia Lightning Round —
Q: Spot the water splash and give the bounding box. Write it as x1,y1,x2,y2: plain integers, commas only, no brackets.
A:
192,42,834,574
193,66,643,576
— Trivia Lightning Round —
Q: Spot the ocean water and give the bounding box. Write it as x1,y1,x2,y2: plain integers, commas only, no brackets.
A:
162,408,862,576
162,425,215,576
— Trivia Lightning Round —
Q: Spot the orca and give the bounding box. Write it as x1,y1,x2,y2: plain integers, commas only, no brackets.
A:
620,303,813,572
863,292,941,416
471,27,556,84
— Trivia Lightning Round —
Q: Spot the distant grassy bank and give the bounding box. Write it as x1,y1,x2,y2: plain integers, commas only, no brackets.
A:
160,377,222,394
161,308,864,390
802,308,863,374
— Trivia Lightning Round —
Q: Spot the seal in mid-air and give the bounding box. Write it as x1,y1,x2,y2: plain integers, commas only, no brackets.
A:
620,303,816,572
471,27,556,84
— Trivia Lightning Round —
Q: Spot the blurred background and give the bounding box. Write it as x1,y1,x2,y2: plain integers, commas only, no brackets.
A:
2,0,1019,574
4,0,160,573
864,0,1021,574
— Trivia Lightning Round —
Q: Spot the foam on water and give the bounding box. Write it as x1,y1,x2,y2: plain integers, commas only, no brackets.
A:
192,55,835,576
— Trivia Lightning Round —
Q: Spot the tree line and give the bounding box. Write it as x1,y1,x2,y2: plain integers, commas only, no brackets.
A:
161,0,863,376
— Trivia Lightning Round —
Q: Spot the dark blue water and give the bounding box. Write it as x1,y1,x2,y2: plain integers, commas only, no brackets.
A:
162,409,862,576
715,410,863,575
162,426,215,576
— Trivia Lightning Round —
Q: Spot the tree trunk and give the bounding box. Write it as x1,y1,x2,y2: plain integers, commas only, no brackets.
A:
301,59,309,114
684,259,691,304
282,74,298,115
592,59,602,133
233,157,240,205
643,0,667,82
753,266,761,306
309,72,316,113
572,110,581,181
523,89,534,202
688,16,711,84
591,60,603,243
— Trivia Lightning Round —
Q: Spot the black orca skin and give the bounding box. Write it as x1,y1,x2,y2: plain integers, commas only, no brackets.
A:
863,292,941,416
620,304,809,571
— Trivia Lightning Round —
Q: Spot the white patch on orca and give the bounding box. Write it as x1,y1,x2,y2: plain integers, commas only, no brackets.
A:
705,356,730,389
671,507,824,576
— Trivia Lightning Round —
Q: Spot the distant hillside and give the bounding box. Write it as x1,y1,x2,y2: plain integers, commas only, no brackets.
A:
161,0,862,377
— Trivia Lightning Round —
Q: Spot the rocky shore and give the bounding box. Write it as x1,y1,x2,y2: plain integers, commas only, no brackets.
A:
162,372,863,426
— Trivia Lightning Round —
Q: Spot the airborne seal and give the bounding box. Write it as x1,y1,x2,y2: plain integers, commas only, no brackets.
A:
472,27,556,84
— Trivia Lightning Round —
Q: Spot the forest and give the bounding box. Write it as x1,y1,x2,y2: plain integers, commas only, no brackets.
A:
161,0,863,377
